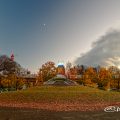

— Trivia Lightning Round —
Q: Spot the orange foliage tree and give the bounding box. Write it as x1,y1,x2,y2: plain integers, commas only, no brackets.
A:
97,67,112,90
83,67,97,87
37,61,57,83
108,66,120,90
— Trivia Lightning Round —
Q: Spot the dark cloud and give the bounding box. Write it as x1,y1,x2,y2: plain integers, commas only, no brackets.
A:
75,29,120,67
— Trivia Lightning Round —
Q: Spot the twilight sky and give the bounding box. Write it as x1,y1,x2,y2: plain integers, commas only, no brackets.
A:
1,0,120,73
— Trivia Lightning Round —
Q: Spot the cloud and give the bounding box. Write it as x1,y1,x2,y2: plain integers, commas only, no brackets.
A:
75,29,120,67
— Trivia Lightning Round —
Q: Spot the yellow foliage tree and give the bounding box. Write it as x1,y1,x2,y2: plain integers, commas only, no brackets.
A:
37,61,57,82
83,67,97,87
1,74,25,90
97,67,112,90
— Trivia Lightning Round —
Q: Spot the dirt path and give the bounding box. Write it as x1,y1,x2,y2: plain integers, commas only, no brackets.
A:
0,107,120,120
0,101,120,111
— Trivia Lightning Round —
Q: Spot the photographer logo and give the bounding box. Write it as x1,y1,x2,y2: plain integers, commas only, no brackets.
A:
104,106,120,112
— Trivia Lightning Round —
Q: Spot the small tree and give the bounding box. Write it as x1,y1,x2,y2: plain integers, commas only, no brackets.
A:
15,77,25,90
1,74,25,90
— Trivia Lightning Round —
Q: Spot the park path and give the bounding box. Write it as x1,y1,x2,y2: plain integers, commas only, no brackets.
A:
0,106,120,120
0,101,120,111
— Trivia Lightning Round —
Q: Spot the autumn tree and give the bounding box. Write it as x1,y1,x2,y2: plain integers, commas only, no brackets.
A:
37,61,57,83
1,75,15,89
0,55,21,75
108,66,120,90
69,67,78,80
1,74,25,90
97,67,112,90
83,67,97,87
15,76,25,90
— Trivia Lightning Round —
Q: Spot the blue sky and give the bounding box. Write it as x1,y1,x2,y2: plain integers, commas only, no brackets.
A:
1,0,120,73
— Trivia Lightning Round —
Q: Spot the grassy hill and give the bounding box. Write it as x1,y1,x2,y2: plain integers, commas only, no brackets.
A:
0,86,120,111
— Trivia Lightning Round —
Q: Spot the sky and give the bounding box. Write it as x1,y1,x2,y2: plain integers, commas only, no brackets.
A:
1,0,120,73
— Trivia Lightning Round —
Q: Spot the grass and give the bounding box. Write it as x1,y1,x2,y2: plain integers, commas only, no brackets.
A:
0,86,120,104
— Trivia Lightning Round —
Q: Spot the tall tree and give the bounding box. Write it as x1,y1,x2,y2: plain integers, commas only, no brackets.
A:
108,66,120,90
0,55,21,75
97,67,112,90
83,67,97,86
38,61,57,82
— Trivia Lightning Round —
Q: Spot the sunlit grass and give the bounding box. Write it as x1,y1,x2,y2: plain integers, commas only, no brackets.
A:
0,86,120,103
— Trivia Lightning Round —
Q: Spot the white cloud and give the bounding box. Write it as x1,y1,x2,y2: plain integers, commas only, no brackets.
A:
75,29,120,67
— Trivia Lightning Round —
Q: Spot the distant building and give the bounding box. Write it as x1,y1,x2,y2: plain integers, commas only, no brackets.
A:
66,65,86,80
57,64,65,75
22,74,37,87
10,53,14,61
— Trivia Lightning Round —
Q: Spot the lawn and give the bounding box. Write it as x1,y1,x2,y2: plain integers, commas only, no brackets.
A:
0,86,120,111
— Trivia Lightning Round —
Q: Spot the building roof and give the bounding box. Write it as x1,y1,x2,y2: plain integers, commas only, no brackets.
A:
58,64,65,68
